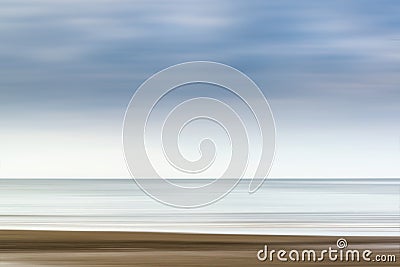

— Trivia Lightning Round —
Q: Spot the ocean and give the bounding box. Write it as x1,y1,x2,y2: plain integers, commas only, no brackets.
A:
1,178,399,236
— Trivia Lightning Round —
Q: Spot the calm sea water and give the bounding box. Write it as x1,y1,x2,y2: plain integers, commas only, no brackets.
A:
0,179,399,236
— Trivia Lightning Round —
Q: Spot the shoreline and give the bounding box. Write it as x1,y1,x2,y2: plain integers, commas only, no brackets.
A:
1,230,399,266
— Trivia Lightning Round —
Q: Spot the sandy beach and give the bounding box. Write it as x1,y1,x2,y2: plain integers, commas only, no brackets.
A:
0,230,398,266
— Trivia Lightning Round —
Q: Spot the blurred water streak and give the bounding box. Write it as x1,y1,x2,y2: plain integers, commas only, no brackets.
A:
0,178,399,236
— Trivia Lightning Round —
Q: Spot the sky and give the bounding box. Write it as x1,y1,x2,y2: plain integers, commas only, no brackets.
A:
0,0,399,178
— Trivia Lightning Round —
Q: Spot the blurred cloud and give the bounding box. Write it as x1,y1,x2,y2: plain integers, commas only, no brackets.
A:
0,0,399,177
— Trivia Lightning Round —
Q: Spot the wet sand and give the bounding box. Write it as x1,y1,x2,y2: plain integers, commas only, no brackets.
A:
0,230,399,266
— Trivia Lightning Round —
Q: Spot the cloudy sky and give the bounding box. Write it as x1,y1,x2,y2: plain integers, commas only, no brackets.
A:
0,0,399,178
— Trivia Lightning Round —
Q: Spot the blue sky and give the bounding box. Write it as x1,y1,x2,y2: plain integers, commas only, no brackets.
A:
0,0,399,178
